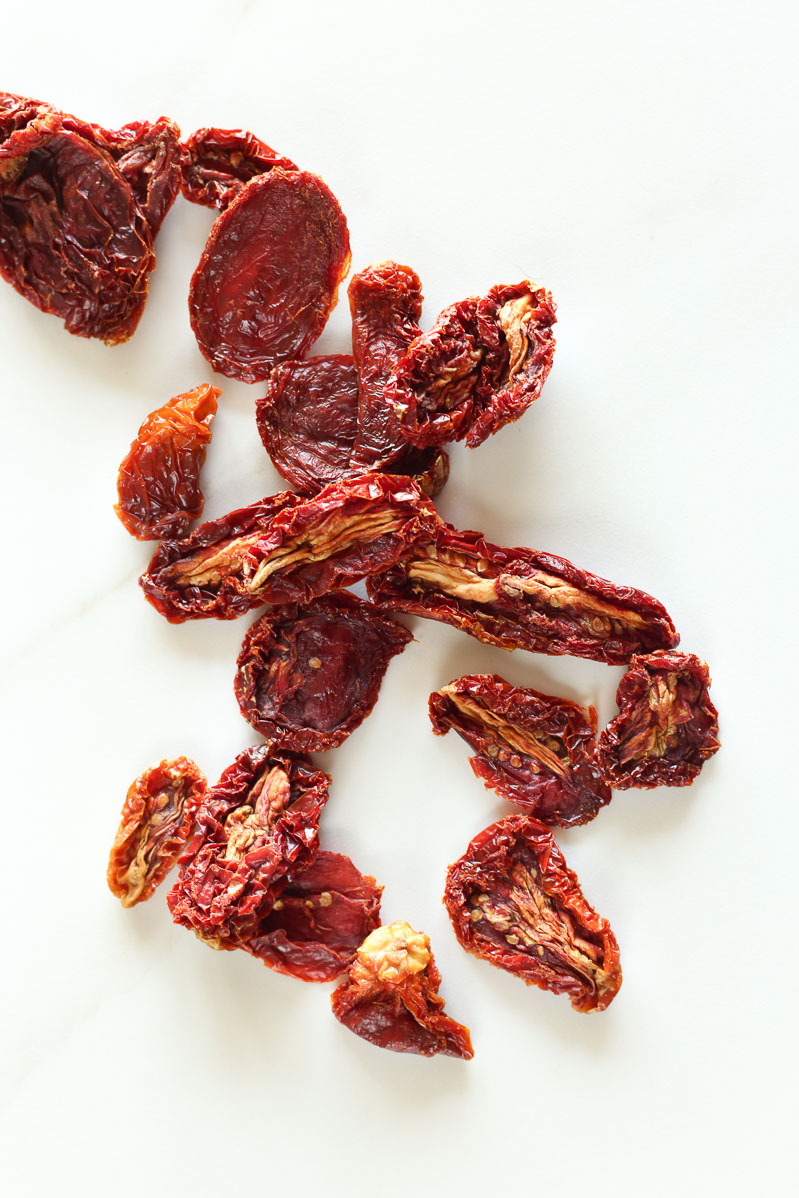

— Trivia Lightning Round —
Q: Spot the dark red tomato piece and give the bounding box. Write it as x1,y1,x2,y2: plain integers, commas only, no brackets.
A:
256,355,361,496
331,922,474,1058
115,383,219,540
243,851,383,982
189,169,351,382
107,758,207,908
597,651,720,788
180,126,297,209
429,674,611,827
234,592,412,751
0,93,182,342
139,491,301,622
349,260,423,466
386,281,556,448
168,745,330,949
445,815,622,1013
0,113,154,344
141,473,440,623
256,354,448,499
367,520,678,665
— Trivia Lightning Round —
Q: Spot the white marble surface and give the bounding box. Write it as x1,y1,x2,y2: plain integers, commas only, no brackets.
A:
1,3,796,1195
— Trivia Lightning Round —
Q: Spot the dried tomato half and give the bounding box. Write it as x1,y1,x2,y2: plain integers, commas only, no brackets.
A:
256,354,448,500
331,922,474,1058
115,383,219,540
445,816,621,1012
189,169,351,382
168,745,329,949
386,281,556,448
107,758,207,908
180,126,297,209
597,651,720,788
0,93,182,344
243,851,383,982
256,355,361,496
234,593,412,751
368,521,678,665
140,490,300,622
430,674,611,827
141,473,440,623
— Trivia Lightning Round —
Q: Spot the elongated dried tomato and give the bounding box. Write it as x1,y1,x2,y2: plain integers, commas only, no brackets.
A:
235,593,412,750
257,355,361,496
115,383,219,540
141,473,440,623
189,169,351,382
107,758,207,908
386,281,556,448
368,521,678,664
0,93,181,343
168,745,329,949
331,922,474,1058
243,851,383,982
597,651,720,788
430,674,611,827
140,491,300,622
256,354,448,500
180,126,297,209
445,816,621,1012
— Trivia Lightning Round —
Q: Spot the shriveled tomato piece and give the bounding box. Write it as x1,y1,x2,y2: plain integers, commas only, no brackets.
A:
257,353,448,499
180,126,297,209
0,92,182,343
141,473,440,623
235,593,412,751
386,281,556,448
168,745,329,949
331,922,474,1058
445,816,621,1012
430,674,611,827
597,651,720,788
115,383,219,540
107,758,207,908
257,356,361,496
189,169,351,382
244,851,383,982
368,519,678,665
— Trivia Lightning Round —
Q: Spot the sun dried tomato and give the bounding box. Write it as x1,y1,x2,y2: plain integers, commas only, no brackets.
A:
430,674,611,827
234,593,412,750
386,281,556,448
141,473,440,623
168,745,329,949
256,354,448,500
331,922,474,1058
243,851,383,982
368,521,678,665
0,93,182,344
140,490,300,622
115,383,219,540
445,816,621,1012
256,355,361,496
597,651,720,788
107,758,207,908
189,169,351,382
180,126,297,209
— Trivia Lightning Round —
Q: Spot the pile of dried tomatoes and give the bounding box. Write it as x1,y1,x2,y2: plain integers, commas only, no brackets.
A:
1,93,720,1060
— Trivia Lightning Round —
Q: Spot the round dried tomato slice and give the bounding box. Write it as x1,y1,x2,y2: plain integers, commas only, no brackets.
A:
189,168,351,382
234,592,413,751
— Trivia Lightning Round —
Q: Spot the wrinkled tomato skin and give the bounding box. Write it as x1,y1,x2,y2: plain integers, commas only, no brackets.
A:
180,126,297,209
234,593,413,751
115,383,219,540
244,851,383,982
189,169,351,382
